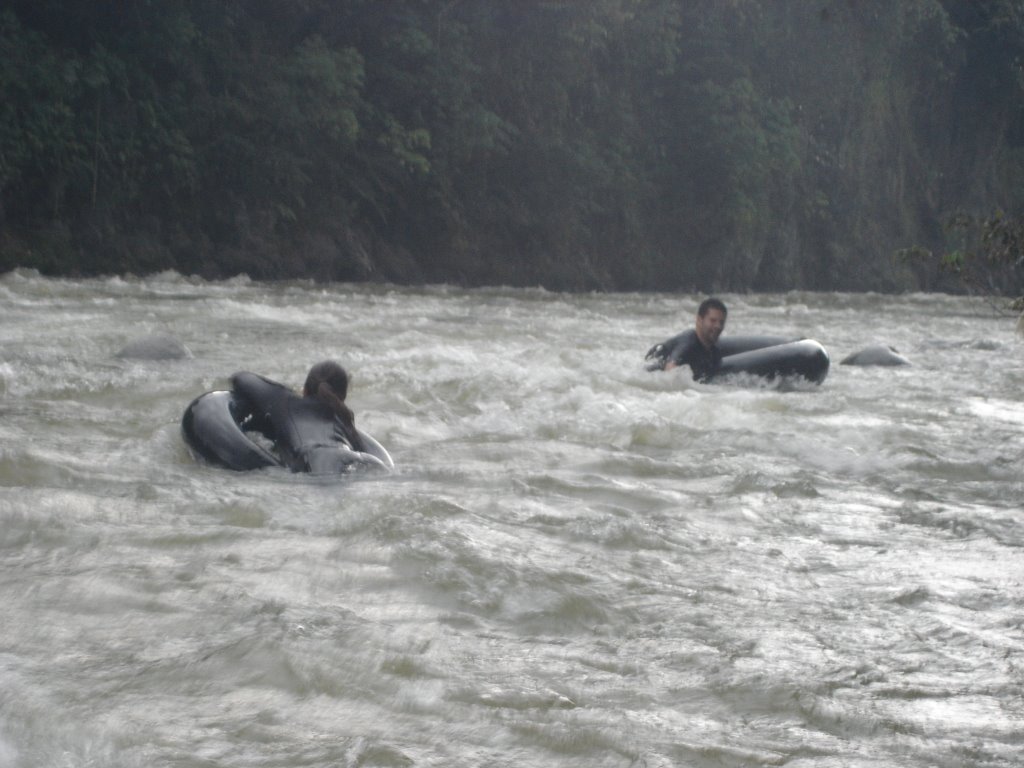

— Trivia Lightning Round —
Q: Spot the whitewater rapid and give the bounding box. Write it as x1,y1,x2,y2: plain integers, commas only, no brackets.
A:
0,270,1021,767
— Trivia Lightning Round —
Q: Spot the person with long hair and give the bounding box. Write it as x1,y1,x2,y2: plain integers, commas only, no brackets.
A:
301,360,364,452
228,360,387,473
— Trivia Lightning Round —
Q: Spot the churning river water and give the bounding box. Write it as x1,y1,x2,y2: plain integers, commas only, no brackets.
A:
0,270,1022,768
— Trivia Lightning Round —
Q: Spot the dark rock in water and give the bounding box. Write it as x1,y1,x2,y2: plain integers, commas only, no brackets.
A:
840,345,910,366
117,334,192,360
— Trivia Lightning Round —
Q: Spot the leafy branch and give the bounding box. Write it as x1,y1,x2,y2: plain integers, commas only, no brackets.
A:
897,210,1024,313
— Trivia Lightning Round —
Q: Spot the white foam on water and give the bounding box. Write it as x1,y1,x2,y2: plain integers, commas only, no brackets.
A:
1,272,1022,767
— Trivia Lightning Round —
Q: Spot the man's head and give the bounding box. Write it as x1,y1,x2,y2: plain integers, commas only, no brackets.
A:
695,297,727,348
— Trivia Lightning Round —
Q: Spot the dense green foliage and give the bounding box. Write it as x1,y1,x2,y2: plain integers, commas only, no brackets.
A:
899,210,1024,303
2,0,1023,292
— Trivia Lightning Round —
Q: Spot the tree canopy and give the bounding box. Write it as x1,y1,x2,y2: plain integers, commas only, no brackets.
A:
2,0,1023,294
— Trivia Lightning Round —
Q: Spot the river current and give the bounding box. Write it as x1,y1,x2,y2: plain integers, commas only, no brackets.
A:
0,269,1021,767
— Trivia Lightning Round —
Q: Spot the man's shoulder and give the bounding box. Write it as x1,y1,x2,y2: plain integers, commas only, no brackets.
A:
669,329,701,358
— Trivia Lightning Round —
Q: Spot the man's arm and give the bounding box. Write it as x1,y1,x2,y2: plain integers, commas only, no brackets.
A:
645,330,694,372
665,332,697,373
230,371,288,437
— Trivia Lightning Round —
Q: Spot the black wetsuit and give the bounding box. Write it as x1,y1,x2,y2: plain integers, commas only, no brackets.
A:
647,329,722,382
229,371,366,474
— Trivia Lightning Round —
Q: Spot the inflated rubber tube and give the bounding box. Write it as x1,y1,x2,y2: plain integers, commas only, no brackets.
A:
182,390,280,470
181,390,394,472
715,339,830,384
645,334,796,371
646,333,830,383
716,335,796,356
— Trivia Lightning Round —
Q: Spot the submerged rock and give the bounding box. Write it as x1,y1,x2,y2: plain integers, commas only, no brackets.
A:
840,345,910,366
116,334,192,360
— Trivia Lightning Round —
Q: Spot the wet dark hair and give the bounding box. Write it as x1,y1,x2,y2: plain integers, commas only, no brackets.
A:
303,360,363,451
698,297,727,318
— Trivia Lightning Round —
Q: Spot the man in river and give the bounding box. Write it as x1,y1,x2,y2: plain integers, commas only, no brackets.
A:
644,297,727,381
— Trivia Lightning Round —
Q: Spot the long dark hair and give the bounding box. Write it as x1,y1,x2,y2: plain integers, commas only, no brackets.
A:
303,360,364,451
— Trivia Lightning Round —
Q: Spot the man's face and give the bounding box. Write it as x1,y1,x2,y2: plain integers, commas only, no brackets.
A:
696,308,726,348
